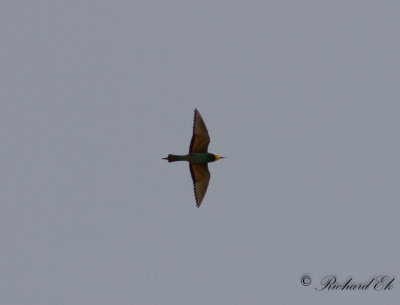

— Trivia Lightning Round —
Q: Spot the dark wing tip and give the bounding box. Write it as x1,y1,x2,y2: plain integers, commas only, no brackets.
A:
194,190,203,208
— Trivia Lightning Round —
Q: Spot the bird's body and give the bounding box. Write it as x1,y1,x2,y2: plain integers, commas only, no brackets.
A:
163,108,225,207
163,153,219,164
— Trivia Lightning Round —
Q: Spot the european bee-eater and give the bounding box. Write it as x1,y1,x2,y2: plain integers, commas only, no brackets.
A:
163,108,226,207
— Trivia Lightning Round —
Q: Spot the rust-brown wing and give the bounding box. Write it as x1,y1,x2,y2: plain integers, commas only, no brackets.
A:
189,108,210,153
189,163,210,207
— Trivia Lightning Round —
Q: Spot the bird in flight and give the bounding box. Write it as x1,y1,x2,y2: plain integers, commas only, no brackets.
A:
163,108,226,207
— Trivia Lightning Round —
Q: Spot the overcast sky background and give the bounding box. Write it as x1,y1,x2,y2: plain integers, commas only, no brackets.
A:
1,1,399,304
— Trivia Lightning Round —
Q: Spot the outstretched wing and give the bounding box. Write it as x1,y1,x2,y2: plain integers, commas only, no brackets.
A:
189,164,210,207
189,108,210,153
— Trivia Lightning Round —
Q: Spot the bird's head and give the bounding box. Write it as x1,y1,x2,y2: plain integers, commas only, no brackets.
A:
213,154,227,161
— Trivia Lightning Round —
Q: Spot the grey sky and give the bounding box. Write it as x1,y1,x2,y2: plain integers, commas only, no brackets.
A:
1,1,399,304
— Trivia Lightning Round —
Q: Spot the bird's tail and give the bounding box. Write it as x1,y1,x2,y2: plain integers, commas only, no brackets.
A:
162,154,187,162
